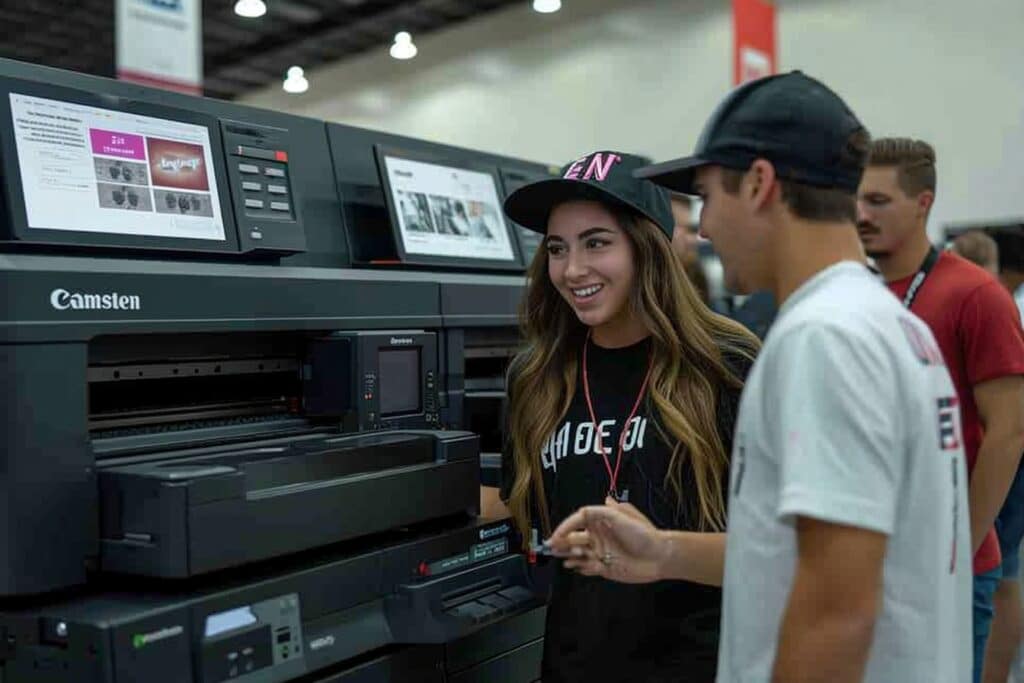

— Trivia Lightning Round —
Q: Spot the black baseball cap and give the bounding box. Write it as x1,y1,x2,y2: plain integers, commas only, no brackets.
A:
503,150,674,239
635,71,868,195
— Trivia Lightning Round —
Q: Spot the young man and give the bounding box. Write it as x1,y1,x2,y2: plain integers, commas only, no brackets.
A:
547,72,972,682
857,140,1024,683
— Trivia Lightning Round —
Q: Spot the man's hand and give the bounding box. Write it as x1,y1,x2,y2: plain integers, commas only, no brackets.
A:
969,375,1024,554
546,497,670,584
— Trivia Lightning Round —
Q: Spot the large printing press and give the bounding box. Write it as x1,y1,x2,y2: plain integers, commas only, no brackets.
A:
0,57,555,683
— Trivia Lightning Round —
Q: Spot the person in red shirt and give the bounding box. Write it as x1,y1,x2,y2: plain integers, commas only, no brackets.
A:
857,138,1024,683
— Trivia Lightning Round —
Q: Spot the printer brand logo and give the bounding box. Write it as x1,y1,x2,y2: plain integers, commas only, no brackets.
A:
480,523,510,540
50,289,142,312
309,635,336,651
132,625,184,649
389,337,414,346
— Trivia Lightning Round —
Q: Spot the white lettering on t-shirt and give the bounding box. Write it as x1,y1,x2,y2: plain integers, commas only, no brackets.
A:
555,422,570,460
540,417,650,472
541,422,572,472
574,422,595,456
621,415,647,451
593,419,615,454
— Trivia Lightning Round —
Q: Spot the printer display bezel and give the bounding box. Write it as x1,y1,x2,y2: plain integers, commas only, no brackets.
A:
0,75,241,255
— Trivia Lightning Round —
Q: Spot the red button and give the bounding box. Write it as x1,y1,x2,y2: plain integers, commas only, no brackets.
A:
275,150,288,162
417,561,430,577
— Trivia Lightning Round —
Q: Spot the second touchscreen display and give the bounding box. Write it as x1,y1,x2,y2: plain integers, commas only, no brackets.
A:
382,154,516,262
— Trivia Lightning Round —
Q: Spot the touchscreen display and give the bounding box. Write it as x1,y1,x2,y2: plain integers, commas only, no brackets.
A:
382,155,515,262
9,92,225,241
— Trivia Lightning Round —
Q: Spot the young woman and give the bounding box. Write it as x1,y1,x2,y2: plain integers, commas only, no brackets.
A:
497,151,759,682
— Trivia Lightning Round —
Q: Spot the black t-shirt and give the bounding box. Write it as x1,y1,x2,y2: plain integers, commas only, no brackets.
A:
501,337,749,683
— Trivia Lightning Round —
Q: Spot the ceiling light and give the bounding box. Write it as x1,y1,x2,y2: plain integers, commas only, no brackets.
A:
532,0,561,13
390,31,418,60
234,0,267,18
283,66,309,94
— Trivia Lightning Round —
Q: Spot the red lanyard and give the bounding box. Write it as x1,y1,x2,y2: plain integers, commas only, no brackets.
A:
580,333,654,500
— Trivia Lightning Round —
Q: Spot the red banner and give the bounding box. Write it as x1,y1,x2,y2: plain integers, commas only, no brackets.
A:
733,0,776,85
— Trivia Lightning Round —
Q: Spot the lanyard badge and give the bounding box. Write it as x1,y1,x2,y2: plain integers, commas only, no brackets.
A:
902,246,940,310
580,333,653,502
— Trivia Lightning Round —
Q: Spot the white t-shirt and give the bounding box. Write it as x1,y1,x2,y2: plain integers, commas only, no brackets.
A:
717,261,971,683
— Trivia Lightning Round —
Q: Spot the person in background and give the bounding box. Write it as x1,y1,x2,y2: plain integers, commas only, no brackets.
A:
996,227,1024,318
729,287,777,341
551,72,972,683
669,192,711,304
986,225,1024,683
953,230,1000,274
857,138,1024,683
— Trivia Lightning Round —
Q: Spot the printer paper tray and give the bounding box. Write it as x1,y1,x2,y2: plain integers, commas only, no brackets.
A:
98,429,481,578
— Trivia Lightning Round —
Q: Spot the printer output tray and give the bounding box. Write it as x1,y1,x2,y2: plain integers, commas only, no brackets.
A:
98,430,480,578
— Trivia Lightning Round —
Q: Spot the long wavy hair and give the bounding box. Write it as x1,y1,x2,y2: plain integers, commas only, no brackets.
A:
506,207,759,545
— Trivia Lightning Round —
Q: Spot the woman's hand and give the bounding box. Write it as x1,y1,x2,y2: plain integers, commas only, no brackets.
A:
546,497,670,584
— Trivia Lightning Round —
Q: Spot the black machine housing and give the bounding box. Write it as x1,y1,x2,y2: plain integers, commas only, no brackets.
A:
0,518,546,683
0,57,552,683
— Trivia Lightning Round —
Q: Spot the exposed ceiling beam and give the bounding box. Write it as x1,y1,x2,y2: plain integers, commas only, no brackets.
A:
0,0,525,100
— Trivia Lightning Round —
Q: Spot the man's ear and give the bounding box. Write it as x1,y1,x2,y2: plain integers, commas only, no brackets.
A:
916,190,935,219
747,159,778,210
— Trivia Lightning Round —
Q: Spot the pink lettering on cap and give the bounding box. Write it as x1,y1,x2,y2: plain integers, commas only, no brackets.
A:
562,158,587,180
563,152,623,182
583,153,622,182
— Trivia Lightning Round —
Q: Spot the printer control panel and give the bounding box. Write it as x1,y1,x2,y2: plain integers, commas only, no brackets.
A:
221,120,307,255
200,593,305,683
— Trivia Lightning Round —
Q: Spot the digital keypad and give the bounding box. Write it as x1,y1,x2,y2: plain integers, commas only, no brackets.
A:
235,156,293,220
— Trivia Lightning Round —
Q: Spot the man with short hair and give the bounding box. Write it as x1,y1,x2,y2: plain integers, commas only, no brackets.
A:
548,72,972,683
953,230,1000,274
857,139,1024,683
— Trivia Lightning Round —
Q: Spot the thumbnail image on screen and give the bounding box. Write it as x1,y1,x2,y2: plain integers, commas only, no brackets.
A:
377,348,421,417
9,92,225,241
383,155,515,262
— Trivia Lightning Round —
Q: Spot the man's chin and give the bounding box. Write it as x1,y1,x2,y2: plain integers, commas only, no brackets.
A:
864,249,889,259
